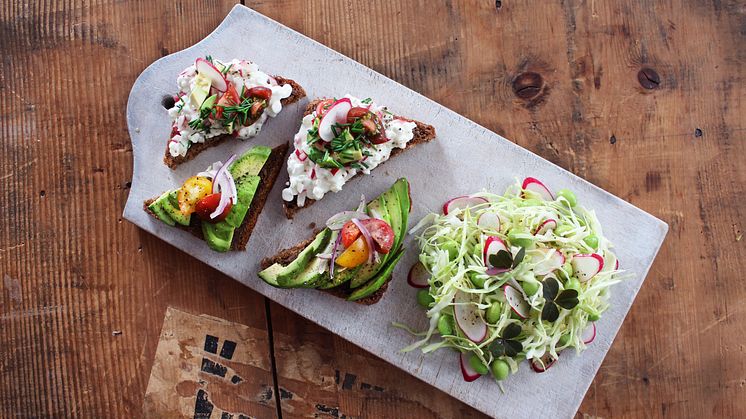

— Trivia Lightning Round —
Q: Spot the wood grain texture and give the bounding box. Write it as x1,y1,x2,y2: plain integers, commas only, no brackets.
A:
0,0,743,418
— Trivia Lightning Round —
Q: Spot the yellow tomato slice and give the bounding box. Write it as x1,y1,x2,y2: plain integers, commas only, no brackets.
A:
335,236,369,268
177,176,213,215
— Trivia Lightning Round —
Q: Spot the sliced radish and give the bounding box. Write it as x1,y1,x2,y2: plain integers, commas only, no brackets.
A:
534,218,557,235
582,322,596,344
572,253,604,282
442,196,488,215
318,98,352,142
533,248,565,275
530,353,558,373
615,259,620,270
522,177,554,201
477,211,501,230
454,291,488,343
601,252,618,273
295,149,308,161
503,285,530,318
459,353,481,382
407,262,429,288
195,58,227,92
483,236,509,275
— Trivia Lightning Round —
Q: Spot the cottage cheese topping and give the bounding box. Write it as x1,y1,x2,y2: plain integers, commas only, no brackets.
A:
167,59,292,157
281,95,417,206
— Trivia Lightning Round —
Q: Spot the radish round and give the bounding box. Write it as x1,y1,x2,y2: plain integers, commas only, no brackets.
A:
483,236,509,275
581,322,596,344
503,285,530,318
454,291,487,343
443,196,488,215
407,262,430,288
318,98,352,142
530,353,558,373
459,352,481,382
572,253,604,282
533,248,565,275
534,218,558,235
195,58,227,92
477,211,501,230
521,177,554,201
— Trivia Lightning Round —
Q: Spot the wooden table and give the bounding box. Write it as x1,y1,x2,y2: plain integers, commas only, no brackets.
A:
1,1,743,417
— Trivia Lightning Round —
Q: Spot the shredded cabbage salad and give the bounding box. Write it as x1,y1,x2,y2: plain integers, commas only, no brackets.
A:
396,178,631,384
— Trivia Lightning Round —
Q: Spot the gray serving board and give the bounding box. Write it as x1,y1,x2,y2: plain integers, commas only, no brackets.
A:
124,5,668,418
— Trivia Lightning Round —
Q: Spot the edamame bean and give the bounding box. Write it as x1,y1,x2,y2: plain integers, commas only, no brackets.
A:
469,354,489,375
564,278,580,291
507,228,533,248
521,280,540,296
584,234,599,250
588,312,601,321
417,290,434,308
556,188,577,207
437,315,454,335
554,224,573,237
441,240,459,260
486,303,502,323
558,334,570,347
469,272,486,288
491,359,510,381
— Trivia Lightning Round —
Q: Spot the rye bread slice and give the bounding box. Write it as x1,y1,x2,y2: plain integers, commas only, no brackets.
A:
145,143,289,251
259,233,392,305
282,99,435,219
164,77,305,169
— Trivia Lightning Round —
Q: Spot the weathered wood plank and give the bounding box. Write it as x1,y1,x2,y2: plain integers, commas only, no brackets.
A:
0,1,277,417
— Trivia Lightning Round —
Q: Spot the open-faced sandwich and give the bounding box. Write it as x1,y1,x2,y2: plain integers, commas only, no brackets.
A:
260,178,411,304
280,95,435,218
145,144,288,252
164,57,305,168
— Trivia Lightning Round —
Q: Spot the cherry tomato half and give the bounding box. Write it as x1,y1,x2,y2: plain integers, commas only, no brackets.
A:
246,86,272,100
346,106,370,123
215,83,240,120
195,193,233,222
315,98,335,118
339,218,395,254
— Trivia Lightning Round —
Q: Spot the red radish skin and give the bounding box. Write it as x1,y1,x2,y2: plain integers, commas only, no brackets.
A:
477,212,501,231
503,285,530,318
318,98,352,142
521,177,554,201
615,259,620,270
454,291,488,343
443,196,488,215
195,58,228,92
533,248,565,275
407,262,429,288
572,253,604,282
534,219,558,235
530,353,558,373
582,322,596,344
459,353,481,382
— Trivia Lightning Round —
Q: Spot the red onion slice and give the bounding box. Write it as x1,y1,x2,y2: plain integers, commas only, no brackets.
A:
210,154,237,219
329,231,343,279
351,218,375,263
325,210,370,230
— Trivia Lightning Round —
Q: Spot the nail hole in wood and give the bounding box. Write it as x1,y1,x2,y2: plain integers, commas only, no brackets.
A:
512,72,544,100
637,68,660,89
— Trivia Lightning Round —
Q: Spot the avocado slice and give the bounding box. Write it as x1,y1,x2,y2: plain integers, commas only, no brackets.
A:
222,175,259,228
230,146,271,181
202,221,234,252
190,74,211,108
258,263,284,287
148,191,176,226
347,249,405,301
200,93,218,111
292,258,331,288
160,190,191,226
274,229,333,287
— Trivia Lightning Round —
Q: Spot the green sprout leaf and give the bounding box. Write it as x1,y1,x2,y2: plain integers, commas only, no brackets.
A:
555,289,579,310
541,278,579,322
541,302,560,322
511,247,526,268
488,324,524,358
543,277,559,300
489,250,513,270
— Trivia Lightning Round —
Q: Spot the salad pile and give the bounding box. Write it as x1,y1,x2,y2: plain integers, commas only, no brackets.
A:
398,177,628,384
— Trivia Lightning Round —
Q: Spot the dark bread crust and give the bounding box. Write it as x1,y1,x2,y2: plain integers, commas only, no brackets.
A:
282,99,436,219
163,77,305,169
144,143,289,251
259,230,393,305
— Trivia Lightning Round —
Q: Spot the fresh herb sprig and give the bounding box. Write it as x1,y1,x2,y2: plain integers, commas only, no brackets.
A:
222,96,257,127
541,277,579,322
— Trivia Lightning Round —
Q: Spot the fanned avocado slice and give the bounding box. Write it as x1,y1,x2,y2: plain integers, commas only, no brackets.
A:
148,191,176,226
347,249,405,301
274,229,332,287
